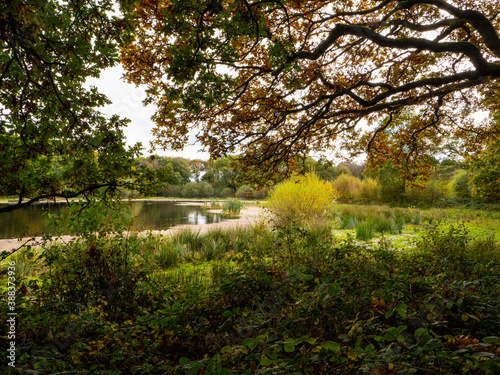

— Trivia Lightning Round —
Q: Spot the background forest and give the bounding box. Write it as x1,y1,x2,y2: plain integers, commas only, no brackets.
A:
97,151,498,206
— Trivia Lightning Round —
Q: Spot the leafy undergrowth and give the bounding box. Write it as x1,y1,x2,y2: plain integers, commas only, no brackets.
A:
1,221,500,374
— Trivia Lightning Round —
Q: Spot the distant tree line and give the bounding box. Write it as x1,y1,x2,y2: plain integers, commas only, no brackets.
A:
128,151,499,205
40,142,499,205
132,156,269,200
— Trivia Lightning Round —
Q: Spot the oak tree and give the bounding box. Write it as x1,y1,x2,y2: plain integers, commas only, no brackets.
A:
0,0,161,213
121,0,500,183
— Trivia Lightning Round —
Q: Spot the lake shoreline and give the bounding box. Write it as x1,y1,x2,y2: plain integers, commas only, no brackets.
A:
0,204,265,253
0,197,261,205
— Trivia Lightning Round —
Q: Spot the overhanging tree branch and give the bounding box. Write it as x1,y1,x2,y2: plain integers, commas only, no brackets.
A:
122,0,500,182
0,184,114,214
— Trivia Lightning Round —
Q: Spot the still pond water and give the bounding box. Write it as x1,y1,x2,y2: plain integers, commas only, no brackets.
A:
0,201,224,239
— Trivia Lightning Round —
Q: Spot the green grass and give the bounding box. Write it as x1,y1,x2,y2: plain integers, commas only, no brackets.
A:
355,220,374,240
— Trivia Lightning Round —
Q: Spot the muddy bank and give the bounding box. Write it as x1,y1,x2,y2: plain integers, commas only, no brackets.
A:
0,205,266,253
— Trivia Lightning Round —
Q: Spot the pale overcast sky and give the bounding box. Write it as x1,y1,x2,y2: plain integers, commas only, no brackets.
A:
86,66,210,160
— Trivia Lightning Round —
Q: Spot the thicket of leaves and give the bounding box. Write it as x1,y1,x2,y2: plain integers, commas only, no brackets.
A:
0,0,163,213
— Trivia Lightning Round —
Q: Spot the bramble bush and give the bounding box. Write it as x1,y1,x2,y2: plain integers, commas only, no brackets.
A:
38,198,149,319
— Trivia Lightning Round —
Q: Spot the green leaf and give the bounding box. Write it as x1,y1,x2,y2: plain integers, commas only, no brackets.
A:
354,346,365,355
415,328,428,336
330,283,341,296
483,336,499,343
307,337,318,345
396,325,407,335
243,338,259,350
321,341,341,351
189,361,205,370
260,357,273,366
284,342,295,353
472,352,495,358
397,303,407,318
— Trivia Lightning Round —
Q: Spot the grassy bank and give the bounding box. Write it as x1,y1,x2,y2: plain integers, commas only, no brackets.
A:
1,205,499,374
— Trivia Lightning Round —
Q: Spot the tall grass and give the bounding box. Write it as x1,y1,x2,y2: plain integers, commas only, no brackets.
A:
6,248,37,278
210,199,222,209
338,205,420,240
147,224,278,269
170,230,203,253
356,221,374,240
155,243,185,268
223,198,244,215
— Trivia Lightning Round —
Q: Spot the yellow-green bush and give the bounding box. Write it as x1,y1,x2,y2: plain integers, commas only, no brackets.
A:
407,179,450,203
450,170,472,199
361,178,378,202
267,172,336,228
331,174,363,202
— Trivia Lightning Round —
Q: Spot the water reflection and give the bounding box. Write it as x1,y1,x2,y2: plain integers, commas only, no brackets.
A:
188,212,206,225
0,201,223,239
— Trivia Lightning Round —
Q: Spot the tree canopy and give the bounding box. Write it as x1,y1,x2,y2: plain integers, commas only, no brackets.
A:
0,0,162,213
3,0,500,209
121,0,500,183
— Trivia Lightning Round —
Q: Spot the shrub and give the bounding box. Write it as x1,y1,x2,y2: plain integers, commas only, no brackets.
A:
331,174,363,202
181,181,214,198
157,185,181,197
424,179,450,203
219,187,235,198
253,187,269,200
267,172,336,228
118,188,142,199
415,224,500,277
450,170,471,199
198,181,215,197
407,179,450,204
181,181,200,198
39,199,146,318
235,184,253,199
234,185,269,200
361,178,378,201
469,138,500,201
